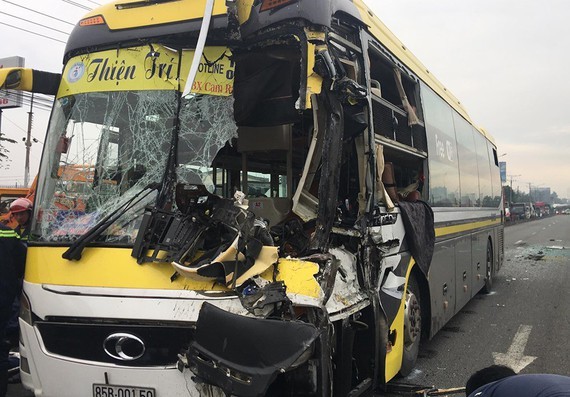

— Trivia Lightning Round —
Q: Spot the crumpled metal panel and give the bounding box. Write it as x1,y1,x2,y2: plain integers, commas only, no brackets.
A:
325,247,368,320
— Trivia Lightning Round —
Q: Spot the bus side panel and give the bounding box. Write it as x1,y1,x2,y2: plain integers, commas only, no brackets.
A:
471,230,488,295
493,225,505,274
428,238,456,338
454,234,472,312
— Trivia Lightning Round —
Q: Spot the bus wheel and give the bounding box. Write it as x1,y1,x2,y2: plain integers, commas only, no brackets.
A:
399,274,422,376
483,240,494,293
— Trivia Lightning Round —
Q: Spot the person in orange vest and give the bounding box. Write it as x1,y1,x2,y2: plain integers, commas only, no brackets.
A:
9,198,33,239
3,198,32,389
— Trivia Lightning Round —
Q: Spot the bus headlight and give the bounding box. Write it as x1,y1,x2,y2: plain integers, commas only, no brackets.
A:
20,293,33,326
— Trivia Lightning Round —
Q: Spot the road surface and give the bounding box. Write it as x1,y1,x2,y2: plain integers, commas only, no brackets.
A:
392,215,570,394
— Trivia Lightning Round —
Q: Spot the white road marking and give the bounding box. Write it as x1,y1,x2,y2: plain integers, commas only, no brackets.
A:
515,240,525,245
492,324,537,373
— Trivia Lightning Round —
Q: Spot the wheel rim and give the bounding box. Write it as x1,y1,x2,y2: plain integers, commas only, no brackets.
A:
403,290,421,349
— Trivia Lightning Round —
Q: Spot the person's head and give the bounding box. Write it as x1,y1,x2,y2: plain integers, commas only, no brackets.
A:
10,197,33,227
466,365,517,396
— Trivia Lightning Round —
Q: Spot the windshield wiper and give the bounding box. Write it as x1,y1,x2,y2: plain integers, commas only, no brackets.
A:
62,183,160,261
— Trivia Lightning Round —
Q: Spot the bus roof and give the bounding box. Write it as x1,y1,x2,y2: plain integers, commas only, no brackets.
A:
68,0,494,144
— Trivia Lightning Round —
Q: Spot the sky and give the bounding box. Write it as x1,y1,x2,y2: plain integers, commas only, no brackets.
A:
1,0,569,198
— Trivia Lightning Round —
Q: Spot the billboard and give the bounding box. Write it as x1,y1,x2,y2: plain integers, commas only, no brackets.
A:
499,161,507,184
0,56,25,109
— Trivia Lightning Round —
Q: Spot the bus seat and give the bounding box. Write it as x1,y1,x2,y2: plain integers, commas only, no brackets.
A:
371,79,382,97
248,197,292,226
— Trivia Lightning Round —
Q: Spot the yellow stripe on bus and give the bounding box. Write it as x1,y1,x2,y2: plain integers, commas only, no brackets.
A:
435,218,501,238
384,256,415,382
25,246,226,290
24,246,322,298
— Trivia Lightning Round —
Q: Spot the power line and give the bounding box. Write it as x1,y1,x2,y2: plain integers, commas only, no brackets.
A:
20,92,55,105
2,97,53,111
0,11,72,36
3,91,56,110
61,0,92,11
20,102,52,112
1,21,66,44
19,96,53,110
3,91,53,102
2,116,27,133
20,92,54,101
2,0,75,26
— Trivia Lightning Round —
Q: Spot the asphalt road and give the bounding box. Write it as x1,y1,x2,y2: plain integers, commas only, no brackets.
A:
393,215,570,394
8,216,570,396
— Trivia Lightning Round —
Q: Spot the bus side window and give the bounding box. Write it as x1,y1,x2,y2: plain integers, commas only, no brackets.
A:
367,44,427,153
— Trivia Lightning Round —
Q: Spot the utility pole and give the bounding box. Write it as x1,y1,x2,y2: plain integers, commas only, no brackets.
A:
508,174,521,205
24,93,34,187
529,183,532,202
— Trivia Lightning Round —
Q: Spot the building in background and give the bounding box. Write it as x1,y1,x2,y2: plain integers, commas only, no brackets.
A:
531,186,551,203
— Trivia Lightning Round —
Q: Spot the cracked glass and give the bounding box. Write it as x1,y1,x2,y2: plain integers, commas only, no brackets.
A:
32,90,175,243
177,94,238,192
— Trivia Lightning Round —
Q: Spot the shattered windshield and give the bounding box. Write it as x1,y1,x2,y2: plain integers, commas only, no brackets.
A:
177,94,238,192
32,90,175,243
31,44,240,244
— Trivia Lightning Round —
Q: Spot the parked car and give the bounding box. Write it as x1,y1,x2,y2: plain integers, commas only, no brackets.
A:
511,203,531,220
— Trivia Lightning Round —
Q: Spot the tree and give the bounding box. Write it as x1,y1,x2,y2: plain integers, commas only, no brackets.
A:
0,130,17,168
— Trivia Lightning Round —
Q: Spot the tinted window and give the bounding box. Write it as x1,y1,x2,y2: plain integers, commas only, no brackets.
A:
453,112,479,207
422,85,460,207
474,130,492,207
488,144,502,208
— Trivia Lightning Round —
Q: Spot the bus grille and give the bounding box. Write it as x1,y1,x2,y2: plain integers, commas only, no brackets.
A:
36,321,193,367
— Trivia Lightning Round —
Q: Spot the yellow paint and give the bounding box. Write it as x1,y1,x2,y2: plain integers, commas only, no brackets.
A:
384,257,415,382
58,45,234,97
180,47,234,96
58,45,179,96
80,0,228,31
236,0,255,25
25,246,321,299
435,218,501,238
305,41,324,107
272,258,322,298
0,68,33,91
305,30,326,42
25,246,226,290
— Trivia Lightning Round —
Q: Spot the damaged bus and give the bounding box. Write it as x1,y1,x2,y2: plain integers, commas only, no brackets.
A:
1,0,503,396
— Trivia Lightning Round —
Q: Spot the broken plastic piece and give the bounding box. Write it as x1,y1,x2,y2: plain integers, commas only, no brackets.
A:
187,302,319,397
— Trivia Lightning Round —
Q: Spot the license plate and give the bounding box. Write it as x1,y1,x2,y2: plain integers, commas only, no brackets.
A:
93,383,155,397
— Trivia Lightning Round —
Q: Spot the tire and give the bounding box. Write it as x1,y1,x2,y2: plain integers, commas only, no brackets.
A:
399,273,422,376
482,240,494,294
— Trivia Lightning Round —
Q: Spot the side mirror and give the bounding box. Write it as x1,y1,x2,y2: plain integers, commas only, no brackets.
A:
0,67,60,95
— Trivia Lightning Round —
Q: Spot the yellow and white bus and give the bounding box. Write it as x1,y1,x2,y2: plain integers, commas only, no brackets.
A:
1,0,503,395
